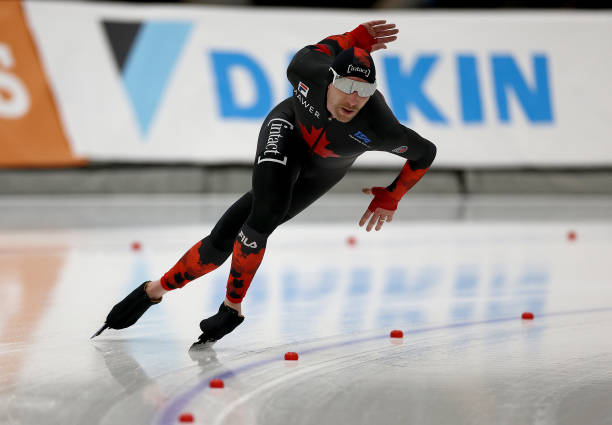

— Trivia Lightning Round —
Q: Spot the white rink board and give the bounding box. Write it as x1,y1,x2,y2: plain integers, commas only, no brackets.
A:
24,2,612,167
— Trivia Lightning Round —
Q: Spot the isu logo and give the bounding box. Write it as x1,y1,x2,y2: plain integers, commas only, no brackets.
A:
353,131,370,143
392,145,408,154
349,130,371,147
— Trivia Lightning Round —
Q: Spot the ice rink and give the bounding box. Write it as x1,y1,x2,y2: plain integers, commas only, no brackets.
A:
1,194,612,425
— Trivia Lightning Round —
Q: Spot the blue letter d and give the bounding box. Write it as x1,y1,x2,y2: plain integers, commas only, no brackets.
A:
210,51,272,119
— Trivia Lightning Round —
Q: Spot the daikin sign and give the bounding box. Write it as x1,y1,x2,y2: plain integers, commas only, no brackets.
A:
211,50,554,125
22,2,612,166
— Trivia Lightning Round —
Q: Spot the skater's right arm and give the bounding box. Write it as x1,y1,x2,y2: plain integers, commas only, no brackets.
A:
287,20,397,85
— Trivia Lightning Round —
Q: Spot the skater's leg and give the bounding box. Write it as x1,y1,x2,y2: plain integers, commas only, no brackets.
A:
193,163,344,345
222,166,347,309
224,157,299,311
158,236,229,290
194,161,298,344
281,165,350,224
194,101,301,344
94,193,254,337
145,193,253,299
224,100,301,310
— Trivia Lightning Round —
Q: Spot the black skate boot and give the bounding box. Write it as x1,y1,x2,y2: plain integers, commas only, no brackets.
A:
189,303,244,349
91,281,162,338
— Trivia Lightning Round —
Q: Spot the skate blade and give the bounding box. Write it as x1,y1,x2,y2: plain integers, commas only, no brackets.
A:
90,324,109,339
189,339,216,352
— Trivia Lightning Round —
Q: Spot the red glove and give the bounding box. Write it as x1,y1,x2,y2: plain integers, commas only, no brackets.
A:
349,25,376,52
367,187,398,212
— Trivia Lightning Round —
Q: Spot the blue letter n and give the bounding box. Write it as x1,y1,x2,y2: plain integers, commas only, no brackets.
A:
492,54,554,123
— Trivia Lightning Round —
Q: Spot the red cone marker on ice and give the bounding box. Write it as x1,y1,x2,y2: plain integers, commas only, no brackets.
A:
347,236,357,246
285,352,299,361
390,330,404,338
131,241,142,251
210,379,224,388
567,231,577,242
179,413,194,423
521,312,534,320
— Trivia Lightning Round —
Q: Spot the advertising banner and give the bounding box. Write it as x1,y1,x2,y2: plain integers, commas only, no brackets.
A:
0,1,81,167
22,2,612,167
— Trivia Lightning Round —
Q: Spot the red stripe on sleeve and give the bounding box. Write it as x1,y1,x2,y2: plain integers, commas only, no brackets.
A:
313,44,331,55
387,161,430,201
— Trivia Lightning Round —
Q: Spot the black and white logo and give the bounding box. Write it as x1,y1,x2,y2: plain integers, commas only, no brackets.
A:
257,118,294,166
293,88,321,119
347,64,370,78
238,230,258,249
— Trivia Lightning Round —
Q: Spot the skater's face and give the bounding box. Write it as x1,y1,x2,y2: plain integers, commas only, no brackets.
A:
327,76,371,123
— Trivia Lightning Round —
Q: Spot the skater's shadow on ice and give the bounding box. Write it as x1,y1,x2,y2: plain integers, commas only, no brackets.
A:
188,345,244,383
92,340,155,391
91,340,167,407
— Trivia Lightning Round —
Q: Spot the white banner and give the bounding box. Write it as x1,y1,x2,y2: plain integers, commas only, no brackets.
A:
23,2,612,167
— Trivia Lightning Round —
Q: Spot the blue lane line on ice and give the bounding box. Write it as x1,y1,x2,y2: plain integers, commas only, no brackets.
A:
156,306,612,425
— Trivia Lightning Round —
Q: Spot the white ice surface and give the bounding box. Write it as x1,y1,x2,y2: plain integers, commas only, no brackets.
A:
1,195,612,425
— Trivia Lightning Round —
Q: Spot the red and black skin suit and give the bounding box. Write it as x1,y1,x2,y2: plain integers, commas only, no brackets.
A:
160,24,437,306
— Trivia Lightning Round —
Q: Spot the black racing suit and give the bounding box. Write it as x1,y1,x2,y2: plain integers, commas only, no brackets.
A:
161,25,437,304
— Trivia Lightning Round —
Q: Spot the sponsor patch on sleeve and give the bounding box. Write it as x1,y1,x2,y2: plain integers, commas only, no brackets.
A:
298,81,309,97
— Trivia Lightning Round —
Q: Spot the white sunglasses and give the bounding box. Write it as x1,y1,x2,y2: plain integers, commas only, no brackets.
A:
329,67,377,97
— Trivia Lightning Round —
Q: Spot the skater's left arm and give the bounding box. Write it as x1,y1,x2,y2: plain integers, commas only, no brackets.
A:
310,20,398,57
359,100,437,231
287,20,397,85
